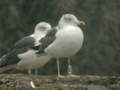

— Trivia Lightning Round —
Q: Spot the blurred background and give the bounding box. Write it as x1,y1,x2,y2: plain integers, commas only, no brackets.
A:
0,0,120,75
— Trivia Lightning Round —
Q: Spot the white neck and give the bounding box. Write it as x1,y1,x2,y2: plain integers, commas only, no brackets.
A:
58,21,77,29
34,31,47,40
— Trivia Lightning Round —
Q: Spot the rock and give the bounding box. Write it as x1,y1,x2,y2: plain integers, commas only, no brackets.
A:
0,74,120,90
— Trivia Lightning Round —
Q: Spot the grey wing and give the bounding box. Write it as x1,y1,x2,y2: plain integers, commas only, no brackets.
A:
14,36,35,50
0,36,36,68
32,28,57,54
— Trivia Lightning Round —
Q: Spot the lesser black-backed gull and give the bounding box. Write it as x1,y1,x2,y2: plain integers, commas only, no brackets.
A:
0,22,52,75
34,14,85,77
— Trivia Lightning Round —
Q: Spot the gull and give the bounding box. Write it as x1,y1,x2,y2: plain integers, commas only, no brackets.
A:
34,14,85,78
0,22,52,75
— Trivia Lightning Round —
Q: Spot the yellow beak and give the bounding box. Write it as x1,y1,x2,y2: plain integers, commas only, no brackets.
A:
76,20,85,26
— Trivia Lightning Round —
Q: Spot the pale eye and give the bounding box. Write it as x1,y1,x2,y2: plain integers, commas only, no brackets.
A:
39,26,46,31
68,17,73,20
65,17,72,21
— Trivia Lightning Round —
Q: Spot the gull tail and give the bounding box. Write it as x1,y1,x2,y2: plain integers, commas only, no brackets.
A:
0,50,16,73
31,45,39,50
0,54,9,68
0,64,16,73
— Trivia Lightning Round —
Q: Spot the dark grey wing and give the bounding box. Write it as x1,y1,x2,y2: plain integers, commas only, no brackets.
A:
0,50,18,68
0,36,35,68
32,28,57,54
14,36,35,49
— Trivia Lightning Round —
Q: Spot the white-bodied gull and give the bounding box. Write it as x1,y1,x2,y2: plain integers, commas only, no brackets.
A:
0,22,52,75
34,14,85,77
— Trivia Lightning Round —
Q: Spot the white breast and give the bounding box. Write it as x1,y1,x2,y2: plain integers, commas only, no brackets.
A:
17,50,51,69
45,26,84,57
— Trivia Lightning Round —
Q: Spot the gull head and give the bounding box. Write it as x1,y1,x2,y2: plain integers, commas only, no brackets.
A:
34,22,51,39
35,22,51,34
58,14,85,28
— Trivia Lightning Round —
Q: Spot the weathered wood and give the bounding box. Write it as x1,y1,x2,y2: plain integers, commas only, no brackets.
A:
0,74,120,90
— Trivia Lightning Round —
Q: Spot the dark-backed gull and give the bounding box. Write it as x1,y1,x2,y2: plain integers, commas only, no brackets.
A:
34,14,85,78
0,22,52,75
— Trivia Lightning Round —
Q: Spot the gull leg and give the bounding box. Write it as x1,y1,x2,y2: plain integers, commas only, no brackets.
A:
56,58,64,78
57,58,60,77
35,68,38,75
67,58,72,75
28,69,32,76
67,58,79,78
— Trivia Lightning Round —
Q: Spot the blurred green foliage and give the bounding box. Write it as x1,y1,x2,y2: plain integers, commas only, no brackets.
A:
0,0,120,75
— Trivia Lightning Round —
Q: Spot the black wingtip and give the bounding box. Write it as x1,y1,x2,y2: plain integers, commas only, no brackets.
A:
36,50,43,54
31,46,39,50
0,55,8,68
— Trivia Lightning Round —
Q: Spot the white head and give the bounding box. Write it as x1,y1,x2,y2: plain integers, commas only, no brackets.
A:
34,22,51,38
58,14,85,28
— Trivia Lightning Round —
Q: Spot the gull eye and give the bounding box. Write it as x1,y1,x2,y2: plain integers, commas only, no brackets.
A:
39,26,46,31
64,16,73,22
68,18,72,21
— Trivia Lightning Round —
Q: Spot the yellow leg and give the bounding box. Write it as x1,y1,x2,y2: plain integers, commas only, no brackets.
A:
28,69,32,76
35,69,38,75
